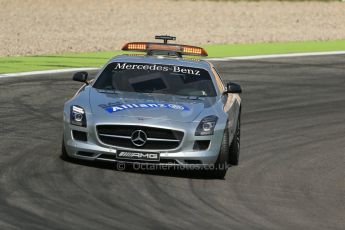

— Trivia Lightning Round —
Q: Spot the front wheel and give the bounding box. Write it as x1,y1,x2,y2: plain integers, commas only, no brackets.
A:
209,127,230,179
229,115,240,166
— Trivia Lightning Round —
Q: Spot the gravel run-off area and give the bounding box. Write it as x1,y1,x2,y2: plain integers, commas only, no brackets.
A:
0,0,345,56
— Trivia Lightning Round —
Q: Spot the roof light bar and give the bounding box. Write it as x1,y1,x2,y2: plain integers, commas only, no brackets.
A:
122,43,208,57
121,35,208,57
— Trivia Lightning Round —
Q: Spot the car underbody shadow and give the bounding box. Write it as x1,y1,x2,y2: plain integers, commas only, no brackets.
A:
60,155,228,180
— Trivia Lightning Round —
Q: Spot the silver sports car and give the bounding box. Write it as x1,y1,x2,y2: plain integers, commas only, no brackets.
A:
62,36,242,178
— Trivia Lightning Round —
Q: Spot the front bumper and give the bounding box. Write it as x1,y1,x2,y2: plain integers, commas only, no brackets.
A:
63,116,226,166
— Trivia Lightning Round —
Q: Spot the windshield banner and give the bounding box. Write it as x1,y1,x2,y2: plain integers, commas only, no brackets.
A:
113,62,201,76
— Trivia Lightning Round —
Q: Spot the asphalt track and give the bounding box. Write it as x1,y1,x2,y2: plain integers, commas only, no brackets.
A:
0,55,344,230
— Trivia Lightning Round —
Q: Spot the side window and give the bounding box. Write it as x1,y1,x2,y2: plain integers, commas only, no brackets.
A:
212,67,225,92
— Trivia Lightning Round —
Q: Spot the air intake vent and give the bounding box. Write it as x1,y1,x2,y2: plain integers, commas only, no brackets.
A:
72,130,87,142
193,140,210,151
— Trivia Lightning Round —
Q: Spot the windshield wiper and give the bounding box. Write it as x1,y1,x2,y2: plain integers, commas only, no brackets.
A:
97,89,117,94
178,95,204,100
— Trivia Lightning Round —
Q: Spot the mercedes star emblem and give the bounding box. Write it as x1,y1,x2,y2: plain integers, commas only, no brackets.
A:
131,130,147,147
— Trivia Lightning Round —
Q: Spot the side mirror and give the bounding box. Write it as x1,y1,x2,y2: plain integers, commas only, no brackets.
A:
73,71,88,84
225,82,242,94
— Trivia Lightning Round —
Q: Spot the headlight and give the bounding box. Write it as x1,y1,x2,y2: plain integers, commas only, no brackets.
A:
195,115,218,136
70,105,87,127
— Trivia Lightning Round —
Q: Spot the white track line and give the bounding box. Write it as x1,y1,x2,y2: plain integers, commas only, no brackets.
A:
207,51,345,61
0,67,99,79
1,51,345,79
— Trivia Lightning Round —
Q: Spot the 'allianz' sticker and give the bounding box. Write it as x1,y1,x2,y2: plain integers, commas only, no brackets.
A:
99,102,189,113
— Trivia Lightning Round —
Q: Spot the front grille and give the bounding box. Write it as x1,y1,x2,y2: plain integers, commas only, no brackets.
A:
97,125,184,150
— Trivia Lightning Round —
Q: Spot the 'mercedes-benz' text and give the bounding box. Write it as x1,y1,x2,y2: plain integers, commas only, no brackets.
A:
113,62,201,76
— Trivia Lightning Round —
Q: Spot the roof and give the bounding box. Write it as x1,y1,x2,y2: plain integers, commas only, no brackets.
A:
108,54,212,70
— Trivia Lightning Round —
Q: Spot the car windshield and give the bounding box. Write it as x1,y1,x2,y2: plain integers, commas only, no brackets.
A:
93,62,217,97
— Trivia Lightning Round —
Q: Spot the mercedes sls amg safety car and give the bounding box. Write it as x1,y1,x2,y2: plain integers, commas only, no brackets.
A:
62,35,242,178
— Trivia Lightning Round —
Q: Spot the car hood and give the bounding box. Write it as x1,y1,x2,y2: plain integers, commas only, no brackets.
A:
89,88,216,122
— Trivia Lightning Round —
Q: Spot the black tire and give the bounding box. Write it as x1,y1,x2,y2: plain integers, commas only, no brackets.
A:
229,115,240,166
210,127,230,179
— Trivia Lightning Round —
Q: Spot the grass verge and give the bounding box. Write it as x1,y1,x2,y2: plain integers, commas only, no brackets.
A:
1,40,345,74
